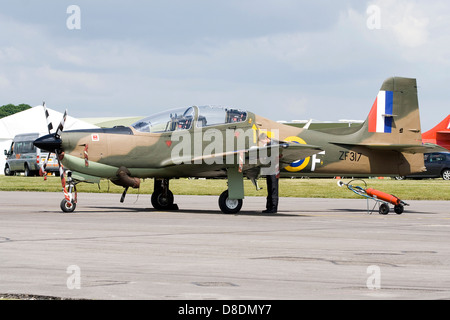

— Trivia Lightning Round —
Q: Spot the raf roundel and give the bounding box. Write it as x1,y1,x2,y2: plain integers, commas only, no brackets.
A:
284,136,310,172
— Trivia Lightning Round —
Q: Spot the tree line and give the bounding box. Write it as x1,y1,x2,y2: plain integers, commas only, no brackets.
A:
0,104,32,119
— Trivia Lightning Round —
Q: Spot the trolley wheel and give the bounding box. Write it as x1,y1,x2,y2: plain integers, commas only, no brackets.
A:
379,203,389,215
394,204,404,214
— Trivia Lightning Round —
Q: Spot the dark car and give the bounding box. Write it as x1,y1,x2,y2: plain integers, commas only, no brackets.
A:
400,152,450,180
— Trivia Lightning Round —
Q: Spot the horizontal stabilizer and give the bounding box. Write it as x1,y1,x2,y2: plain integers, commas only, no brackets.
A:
331,142,447,154
364,143,449,153
416,143,450,153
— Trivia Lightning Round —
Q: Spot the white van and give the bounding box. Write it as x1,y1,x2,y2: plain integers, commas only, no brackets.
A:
4,133,59,176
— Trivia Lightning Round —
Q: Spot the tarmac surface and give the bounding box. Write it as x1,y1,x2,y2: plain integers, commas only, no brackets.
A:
0,191,449,300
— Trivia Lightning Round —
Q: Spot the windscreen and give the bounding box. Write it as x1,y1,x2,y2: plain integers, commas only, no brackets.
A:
131,107,195,133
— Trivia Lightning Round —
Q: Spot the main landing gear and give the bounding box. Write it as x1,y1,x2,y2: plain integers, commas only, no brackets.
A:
151,180,243,214
152,179,243,214
218,190,243,214
152,178,178,210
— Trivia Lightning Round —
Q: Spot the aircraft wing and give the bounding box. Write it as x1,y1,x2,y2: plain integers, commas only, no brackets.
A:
163,143,323,169
71,171,101,184
277,142,324,165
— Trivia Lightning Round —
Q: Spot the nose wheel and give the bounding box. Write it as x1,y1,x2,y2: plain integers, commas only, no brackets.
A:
60,199,76,213
59,171,78,213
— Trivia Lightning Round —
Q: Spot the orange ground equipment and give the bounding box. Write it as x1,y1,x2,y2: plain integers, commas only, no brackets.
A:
338,179,409,215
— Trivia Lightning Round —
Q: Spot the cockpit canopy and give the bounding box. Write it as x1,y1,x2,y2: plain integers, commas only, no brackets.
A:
131,105,247,133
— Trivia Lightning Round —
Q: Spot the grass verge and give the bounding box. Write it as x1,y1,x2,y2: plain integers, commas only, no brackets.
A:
0,176,449,200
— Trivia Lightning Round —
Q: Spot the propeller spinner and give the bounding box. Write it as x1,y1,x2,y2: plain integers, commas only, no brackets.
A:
34,106,66,153
33,134,63,154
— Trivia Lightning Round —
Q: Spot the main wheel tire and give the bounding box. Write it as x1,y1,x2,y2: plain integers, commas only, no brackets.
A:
442,169,450,181
379,203,390,215
218,190,243,214
394,204,404,214
151,190,174,210
60,199,76,213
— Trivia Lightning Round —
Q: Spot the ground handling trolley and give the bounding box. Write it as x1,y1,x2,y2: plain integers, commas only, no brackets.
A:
337,179,409,215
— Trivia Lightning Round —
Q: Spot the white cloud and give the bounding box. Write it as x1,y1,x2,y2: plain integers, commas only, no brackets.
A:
392,11,429,48
369,0,431,48
365,1,450,60
0,47,24,63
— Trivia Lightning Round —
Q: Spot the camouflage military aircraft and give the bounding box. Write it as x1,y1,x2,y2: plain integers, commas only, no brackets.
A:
34,76,430,214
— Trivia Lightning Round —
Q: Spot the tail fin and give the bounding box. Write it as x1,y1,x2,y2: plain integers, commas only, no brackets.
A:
422,114,450,151
361,77,422,146
337,77,426,175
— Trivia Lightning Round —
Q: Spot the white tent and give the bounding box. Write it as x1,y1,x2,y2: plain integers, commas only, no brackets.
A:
0,105,99,175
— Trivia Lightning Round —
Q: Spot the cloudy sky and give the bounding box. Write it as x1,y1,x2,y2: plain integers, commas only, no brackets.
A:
0,1,449,131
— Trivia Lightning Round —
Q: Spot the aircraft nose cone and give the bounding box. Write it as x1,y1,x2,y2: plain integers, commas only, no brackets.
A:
34,134,62,153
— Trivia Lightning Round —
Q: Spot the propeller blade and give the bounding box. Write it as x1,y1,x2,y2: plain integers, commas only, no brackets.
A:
43,102,53,134
37,105,74,208
38,104,55,181
35,108,66,154
39,151,52,180
55,109,67,139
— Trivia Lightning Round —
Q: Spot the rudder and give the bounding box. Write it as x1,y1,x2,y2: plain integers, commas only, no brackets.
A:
361,77,422,146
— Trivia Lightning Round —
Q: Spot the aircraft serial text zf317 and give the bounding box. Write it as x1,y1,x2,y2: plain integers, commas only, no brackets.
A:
34,77,430,214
